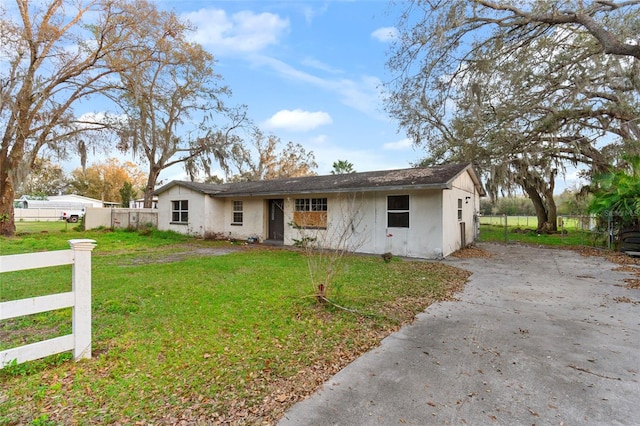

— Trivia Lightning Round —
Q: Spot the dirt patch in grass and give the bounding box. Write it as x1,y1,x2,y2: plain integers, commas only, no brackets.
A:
0,320,64,349
450,244,493,259
127,245,248,265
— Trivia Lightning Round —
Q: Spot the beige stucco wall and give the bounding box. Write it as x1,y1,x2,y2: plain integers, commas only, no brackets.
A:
157,191,266,240
367,190,444,259
202,195,225,237
157,169,483,258
84,207,111,229
157,185,213,236
282,194,371,251
283,190,444,259
441,170,480,257
84,207,158,229
15,208,64,221
220,197,266,240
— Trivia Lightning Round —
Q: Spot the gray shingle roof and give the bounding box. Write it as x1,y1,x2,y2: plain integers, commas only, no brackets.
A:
154,163,485,197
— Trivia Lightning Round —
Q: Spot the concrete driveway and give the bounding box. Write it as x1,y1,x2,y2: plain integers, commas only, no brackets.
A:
278,243,640,425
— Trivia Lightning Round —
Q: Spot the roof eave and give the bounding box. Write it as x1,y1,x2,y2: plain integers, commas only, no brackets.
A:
214,183,450,198
154,180,224,196
447,163,486,197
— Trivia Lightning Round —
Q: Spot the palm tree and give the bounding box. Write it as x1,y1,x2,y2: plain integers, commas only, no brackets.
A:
331,160,356,175
588,156,640,232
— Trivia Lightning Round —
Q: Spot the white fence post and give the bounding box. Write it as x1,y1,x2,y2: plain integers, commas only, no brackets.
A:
0,239,97,368
69,239,97,360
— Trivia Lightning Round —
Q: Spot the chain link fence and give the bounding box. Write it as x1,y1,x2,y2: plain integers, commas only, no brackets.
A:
479,215,612,248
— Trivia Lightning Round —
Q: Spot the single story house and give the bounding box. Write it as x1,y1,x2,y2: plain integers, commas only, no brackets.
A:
154,163,485,259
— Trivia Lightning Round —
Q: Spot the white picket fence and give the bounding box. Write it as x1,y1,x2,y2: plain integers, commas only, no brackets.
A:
0,239,96,368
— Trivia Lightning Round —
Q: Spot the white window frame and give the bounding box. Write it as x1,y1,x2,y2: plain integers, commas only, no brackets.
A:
171,200,189,224
232,200,243,225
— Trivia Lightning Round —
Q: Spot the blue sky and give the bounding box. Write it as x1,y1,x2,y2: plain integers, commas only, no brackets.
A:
4,0,585,190
0,0,413,181
148,0,419,180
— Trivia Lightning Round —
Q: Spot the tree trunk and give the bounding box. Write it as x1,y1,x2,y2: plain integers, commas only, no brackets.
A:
0,167,16,236
521,183,558,233
522,183,550,232
143,166,161,209
543,177,558,232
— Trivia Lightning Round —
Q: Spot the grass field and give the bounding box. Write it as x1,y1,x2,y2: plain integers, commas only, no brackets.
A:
479,215,540,228
479,215,609,248
0,225,469,424
479,215,597,230
15,220,72,233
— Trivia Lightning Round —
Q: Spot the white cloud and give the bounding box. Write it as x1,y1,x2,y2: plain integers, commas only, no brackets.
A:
311,144,412,175
264,109,332,132
183,9,289,54
251,55,386,118
383,138,413,151
75,111,126,130
308,134,328,145
371,26,397,42
301,57,343,74
301,3,329,25
335,75,384,117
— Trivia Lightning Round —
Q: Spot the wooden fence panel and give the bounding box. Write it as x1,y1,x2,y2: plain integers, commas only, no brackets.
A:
0,250,73,273
0,292,75,321
0,239,96,368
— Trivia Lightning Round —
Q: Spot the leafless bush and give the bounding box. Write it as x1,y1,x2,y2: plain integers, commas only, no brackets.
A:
289,193,369,303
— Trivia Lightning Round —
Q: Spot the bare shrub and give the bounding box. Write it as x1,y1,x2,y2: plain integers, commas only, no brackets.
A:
288,193,369,303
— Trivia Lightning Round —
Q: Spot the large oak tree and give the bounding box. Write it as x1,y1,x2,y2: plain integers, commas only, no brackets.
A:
0,0,174,235
386,0,640,231
105,1,245,207
15,157,69,197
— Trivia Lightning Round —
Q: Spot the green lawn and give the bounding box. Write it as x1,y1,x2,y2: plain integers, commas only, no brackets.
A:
479,215,596,231
14,220,71,233
479,215,539,228
479,223,609,248
0,227,469,424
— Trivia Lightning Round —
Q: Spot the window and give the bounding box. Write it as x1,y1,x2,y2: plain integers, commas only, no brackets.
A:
295,198,328,213
387,195,409,228
457,198,463,221
232,200,243,225
295,198,309,212
294,197,327,228
171,200,188,223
